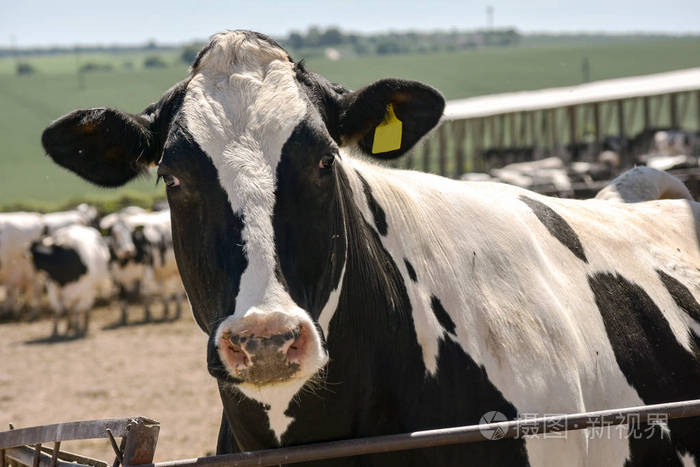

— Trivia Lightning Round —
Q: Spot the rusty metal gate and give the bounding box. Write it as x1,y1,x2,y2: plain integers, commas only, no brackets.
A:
2,400,699,467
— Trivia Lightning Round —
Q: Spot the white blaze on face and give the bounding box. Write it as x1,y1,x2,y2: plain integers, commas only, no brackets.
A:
180,31,327,441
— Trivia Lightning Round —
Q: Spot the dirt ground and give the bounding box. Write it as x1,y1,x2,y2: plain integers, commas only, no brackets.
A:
0,305,222,462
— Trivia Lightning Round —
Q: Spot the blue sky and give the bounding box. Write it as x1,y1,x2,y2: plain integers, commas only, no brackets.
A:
3,0,700,47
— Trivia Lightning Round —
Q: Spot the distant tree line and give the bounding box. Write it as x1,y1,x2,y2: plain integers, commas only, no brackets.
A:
279,26,521,57
0,42,177,58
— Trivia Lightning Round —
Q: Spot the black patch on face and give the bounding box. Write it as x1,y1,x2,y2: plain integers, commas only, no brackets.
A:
431,295,456,335
404,258,417,282
588,272,700,462
162,121,248,334
31,242,87,286
355,170,388,236
519,195,588,263
272,119,346,319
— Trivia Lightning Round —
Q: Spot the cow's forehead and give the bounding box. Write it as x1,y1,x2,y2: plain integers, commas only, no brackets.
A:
177,30,309,212
191,30,292,76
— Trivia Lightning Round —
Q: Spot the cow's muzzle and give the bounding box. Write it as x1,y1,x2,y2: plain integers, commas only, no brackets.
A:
215,312,322,386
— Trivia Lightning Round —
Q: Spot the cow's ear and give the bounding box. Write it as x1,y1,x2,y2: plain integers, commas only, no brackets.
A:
41,107,157,187
337,79,445,159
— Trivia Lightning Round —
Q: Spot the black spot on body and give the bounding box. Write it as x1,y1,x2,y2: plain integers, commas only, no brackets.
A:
431,295,456,335
31,243,87,286
657,269,700,323
355,170,388,236
588,272,700,463
404,258,417,282
519,195,588,263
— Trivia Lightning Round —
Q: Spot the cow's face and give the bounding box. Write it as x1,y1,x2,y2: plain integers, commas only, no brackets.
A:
42,31,444,396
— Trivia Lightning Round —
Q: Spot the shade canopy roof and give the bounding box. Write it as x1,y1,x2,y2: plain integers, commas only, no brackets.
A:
443,67,700,121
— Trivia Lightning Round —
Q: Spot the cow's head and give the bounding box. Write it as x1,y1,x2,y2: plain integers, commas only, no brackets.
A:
42,31,444,397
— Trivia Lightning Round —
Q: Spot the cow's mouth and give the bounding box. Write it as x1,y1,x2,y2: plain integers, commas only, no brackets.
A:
235,347,301,385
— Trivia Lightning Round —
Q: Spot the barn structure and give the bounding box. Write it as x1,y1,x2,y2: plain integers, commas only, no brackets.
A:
394,67,700,194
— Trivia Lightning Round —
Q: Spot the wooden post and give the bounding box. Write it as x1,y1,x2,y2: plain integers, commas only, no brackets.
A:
33,444,41,467
540,111,548,154
520,112,528,146
568,106,577,160
509,113,517,148
678,92,690,127
528,112,535,148
474,118,484,171
423,136,431,173
617,100,625,140
549,109,557,152
454,120,466,177
50,442,60,467
697,91,700,131
498,114,506,148
593,103,601,145
643,96,651,129
670,93,679,128
627,98,638,137
437,124,447,176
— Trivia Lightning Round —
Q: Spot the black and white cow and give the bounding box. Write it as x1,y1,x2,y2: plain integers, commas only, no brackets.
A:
30,225,111,336
99,208,183,323
41,31,700,466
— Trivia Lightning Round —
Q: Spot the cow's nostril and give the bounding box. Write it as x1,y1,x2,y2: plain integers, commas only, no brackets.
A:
286,326,307,363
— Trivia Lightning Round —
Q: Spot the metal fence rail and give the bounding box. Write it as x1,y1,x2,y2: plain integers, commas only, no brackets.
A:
2,400,699,467
144,399,700,467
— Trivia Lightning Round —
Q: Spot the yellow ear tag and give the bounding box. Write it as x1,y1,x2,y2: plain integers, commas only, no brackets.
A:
371,103,402,154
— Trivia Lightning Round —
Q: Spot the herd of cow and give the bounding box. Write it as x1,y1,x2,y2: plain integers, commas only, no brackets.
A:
464,128,700,196
0,204,184,336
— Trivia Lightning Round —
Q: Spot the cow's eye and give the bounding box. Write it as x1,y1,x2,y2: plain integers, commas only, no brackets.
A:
318,154,335,170
157,173,181,188
164,174,181,188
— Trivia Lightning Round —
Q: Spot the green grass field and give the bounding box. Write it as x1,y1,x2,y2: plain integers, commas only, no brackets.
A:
2,37,700,209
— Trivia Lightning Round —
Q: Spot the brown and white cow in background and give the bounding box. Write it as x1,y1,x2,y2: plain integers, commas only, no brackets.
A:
41,30,699,466
0,212,45,315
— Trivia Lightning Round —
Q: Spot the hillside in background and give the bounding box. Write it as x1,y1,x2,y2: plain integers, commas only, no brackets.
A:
2,32,700,209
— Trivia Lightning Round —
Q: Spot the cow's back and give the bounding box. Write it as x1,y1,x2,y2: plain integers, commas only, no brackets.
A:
347,160,699,465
